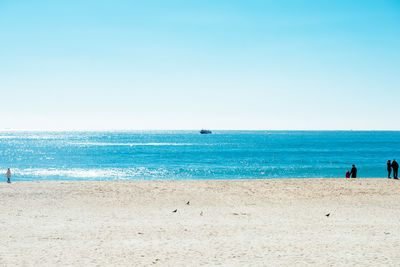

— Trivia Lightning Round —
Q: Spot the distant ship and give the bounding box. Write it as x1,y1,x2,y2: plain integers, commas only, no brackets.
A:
200,129,212,134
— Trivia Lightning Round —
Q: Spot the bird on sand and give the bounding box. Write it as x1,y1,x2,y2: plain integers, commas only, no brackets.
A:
172,209,177,213
325,213,330,217
186,201,190,205
200,211,203,216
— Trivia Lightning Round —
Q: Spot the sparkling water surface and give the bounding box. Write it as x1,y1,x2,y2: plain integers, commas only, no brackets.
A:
0,131,399,181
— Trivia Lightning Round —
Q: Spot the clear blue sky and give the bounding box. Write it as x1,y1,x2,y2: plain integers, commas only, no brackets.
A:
0,0,399,130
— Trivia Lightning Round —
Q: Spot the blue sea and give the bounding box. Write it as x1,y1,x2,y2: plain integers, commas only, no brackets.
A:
0,131,399,181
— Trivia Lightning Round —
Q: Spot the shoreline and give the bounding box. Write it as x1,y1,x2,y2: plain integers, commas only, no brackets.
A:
1,178,400,265
4,176,394,183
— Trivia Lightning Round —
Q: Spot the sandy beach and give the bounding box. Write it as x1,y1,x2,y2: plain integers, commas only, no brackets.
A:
1,178,400,266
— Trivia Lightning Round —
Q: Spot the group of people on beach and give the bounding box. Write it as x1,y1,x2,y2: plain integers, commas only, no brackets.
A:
345,165,357,178
344,161,398,179
387,160,399,179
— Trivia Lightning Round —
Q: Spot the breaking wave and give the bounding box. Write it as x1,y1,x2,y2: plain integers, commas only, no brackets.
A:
72,142,196,146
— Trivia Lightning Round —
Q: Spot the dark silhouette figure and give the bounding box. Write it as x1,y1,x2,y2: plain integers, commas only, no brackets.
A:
346,171,350,178
387,160,392,178
392,160,399,179
172,209,177,213
6,168,11,183
326,213,330,217
186,201,190,205
350,165,357,178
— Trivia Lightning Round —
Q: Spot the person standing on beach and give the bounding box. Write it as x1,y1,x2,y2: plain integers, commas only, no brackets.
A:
387,160,392,178
6,168,11,183
392,160,399,179
350,164,357,178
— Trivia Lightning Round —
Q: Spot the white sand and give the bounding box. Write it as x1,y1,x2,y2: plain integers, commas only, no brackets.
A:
1,178,400,266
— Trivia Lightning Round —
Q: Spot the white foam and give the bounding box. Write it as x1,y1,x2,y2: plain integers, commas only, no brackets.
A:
0,135,63,140
12,167,168,179
72,142,195,146
0,136,15,139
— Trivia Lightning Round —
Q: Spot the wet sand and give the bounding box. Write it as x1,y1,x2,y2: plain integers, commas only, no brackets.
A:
1,178,399,266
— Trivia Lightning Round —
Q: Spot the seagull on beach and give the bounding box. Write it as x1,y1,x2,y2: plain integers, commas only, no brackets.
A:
186,201,190,205
172,209,177,213
325,213,330,217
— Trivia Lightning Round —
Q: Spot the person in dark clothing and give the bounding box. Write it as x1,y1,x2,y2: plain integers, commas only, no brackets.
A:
392,160,399,179
387,160,392,178
6,168,11,183
350,164,357,178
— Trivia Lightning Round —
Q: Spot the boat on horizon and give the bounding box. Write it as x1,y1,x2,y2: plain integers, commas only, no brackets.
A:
200,129,212,134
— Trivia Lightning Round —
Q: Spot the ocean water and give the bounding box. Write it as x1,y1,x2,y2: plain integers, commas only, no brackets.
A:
0,131,399,181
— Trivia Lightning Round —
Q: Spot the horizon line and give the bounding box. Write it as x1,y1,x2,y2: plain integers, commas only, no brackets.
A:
1,129,400,132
